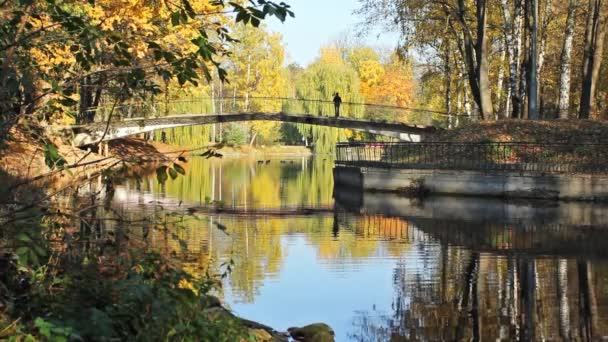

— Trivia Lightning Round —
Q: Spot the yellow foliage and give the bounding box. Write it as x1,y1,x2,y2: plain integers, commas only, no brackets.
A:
319,45,345,67
363,57,415,107
359,60,385,101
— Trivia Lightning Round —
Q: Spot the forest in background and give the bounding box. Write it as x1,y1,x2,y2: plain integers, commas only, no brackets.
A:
155,26,417,153
359,0,608,122
163,0,608,151
7,0,608,153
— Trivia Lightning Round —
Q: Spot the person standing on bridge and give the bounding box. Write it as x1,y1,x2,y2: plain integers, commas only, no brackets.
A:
333,92,342,118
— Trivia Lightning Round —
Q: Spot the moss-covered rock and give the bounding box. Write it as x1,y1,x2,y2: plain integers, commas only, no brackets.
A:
287,323,335,342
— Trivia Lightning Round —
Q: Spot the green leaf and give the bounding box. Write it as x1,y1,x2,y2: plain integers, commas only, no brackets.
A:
168,168,178,180
17,233,32,242
34,318,52,338
177,156,187,162
173,163,186,175
33,245,47,257
16,246,30,256
44,144,67,169
170,11,181,26
156,166,168,184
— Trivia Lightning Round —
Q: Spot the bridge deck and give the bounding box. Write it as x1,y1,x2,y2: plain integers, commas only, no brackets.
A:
72,112,436,132
59,112,438,146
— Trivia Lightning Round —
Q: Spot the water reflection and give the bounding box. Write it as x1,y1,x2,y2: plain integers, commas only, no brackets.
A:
94,157,608,341
337,190,608,341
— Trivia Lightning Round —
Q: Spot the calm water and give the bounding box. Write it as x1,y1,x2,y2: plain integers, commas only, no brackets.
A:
107,157,608,341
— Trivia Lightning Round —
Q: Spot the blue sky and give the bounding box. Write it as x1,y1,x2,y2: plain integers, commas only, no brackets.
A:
266,0,400,66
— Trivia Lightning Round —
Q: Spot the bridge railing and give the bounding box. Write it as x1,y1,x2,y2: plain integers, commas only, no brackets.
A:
88,96,477,128
335,141,608,173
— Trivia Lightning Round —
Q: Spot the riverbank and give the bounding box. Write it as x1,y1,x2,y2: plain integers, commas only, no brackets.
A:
434,118,608,143
110,138,312,159
1,129,312,189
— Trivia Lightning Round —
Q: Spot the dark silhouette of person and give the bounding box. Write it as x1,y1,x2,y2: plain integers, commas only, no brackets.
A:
333,92,342,117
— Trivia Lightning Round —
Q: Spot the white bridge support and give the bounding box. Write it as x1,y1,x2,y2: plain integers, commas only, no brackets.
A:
58,112,436,147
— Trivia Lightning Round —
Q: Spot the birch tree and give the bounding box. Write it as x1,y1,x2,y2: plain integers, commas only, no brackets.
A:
500,0,525,118
558,0,579,119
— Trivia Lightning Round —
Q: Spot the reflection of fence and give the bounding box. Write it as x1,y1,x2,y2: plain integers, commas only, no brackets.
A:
87,96,476,127
336,211,431,242
336,141,608,173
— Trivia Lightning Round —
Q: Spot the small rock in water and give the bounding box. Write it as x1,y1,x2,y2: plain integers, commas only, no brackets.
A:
288,323,335,342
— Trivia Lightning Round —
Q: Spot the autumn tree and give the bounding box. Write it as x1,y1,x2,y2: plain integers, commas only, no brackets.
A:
0,0,294,138
226,24,289,145
357,0,608,121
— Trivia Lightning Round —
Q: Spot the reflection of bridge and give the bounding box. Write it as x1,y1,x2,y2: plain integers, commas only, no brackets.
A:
51,97,452,146
334,188,608,259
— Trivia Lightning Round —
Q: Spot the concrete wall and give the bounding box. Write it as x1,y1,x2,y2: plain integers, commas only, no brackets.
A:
334,166,608,201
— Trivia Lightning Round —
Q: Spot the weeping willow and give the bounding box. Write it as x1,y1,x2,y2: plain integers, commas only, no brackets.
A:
152,91,216,146
294,55,364,154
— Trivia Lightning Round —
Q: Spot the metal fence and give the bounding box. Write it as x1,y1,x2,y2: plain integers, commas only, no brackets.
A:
335,142,608,173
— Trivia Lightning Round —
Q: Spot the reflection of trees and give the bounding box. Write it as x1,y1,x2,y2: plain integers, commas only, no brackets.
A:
135,156,336,209
220,214,412,302
350,239,608,341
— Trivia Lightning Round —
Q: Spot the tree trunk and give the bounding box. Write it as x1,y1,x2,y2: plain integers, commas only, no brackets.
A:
520,0,530,119
500,0,524,118
461,59,473,118
528,0,539,120
476,0,494,120
557,259,571,339
249,131,258,146
537,0,554,76
456,0,494,120
456,82,463,126
219,81,223,143
211,81,216,143
496,40,507,118
245,53,251,111
580,0,608,119
558,0,578,119
444,44,453,126
537,0,554,116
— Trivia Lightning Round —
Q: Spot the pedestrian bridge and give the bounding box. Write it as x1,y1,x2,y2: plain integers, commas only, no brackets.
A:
52,97,466,146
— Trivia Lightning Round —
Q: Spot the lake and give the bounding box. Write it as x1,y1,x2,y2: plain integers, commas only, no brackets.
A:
106,156,608,341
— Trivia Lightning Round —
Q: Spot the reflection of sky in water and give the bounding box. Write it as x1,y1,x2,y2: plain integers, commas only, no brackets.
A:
110,157,608,341
224,235,419,342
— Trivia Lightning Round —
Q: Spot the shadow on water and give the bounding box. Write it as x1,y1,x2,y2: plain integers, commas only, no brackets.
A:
335,186,608,259
334,185,608,341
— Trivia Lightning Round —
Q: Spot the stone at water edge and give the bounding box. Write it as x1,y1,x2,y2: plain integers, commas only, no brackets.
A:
287,323,335,342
